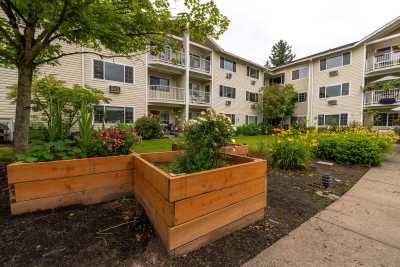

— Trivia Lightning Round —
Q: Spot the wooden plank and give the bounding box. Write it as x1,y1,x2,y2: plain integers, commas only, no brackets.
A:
172,209,264,256
168,192,266,249
169,159,267,201
13,170,133,202
134,155,170,200
140,151,182,163
135,173,175,226
7,154,134,184
11,183,133,215
174,176,265,225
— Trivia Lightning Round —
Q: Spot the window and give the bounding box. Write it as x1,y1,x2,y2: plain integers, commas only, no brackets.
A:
388,113,399,126
150,76,169,91
225,114,236,125
247,66,259,79
320,52,351,71
159,111,170,124
296,92,307,103
318,113,348,126
220,57,236,72
319,83,350,98
189,111,201,120
246,91,258,102
269,74,285,85
374,113,400,127
94,106,134,124
292,67,308,80
291,116,306,126
246,115,257,125
93,59,134,84
219,85,236,98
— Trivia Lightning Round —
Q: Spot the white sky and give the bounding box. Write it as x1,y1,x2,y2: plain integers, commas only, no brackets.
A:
173,0,400,65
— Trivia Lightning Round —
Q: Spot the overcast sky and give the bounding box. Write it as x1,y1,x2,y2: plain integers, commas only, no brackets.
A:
175,0,400,65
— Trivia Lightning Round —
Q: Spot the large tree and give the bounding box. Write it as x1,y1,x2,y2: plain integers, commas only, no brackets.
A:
0,0,229,154
257,84,297,127
268,40,295,67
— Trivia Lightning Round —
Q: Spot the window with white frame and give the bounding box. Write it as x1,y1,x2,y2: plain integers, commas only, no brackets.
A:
373,112,399,127
319,83,350,98
292,67,309,80
246,91,258,102
247,66,259,79
246,115,257,125
320,52,351,71
225,114,236,125
94,105,134,124
159,111,170,124
219,85,236,98
318,113,348,126
220,57,236,72
296,92,307,103
93,59,134,84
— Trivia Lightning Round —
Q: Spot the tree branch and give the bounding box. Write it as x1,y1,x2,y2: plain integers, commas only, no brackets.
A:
0,0,23,40
0,24,15,45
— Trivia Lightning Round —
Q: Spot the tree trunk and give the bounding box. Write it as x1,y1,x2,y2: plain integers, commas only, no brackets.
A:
14,64,33,154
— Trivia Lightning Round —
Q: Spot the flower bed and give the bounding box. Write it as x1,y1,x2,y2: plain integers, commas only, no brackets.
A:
133,151,267,255
7,154,135,215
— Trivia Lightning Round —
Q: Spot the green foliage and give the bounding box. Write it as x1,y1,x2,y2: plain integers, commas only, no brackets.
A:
268,40,296,67
394,127,400,136
29,126,49,141
257,84,297,126
16,140,83,163
269,138,310,170
135,116,163,140
363,79,400,92
235,124,262,136
176,109,234,173
76,103,94,154
8,75,109,140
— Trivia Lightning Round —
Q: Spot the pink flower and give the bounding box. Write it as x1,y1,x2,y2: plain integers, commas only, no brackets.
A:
101,130,109,140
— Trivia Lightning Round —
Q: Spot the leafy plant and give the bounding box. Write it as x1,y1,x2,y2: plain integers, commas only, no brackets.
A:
77,103,94,155
394,127,400,136
176,109,234,173
135,116,163,140
269,138,310,170
235,124,261,136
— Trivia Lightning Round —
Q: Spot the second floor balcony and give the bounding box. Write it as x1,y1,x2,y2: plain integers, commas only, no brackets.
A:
190,89,211,105
190,55,211,74
148,85,185,104
364,88,400,106
366,51,400,73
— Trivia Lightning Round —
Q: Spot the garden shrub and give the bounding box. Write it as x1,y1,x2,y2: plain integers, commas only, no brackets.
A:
135,116,163,140
394,127,400,136
269,138,310,170
235,123,261,136
176,109,234,173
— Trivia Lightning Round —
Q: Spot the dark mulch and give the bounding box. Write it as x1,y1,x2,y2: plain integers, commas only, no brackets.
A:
0,159,368,267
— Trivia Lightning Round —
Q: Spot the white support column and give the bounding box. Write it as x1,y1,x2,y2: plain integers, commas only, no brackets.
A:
361,44,367,125
184,30,190,121
307,59,314,128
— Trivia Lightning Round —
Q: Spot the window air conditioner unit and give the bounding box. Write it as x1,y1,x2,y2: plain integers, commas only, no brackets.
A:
226,73,232,79
328,99,337,106
109,85,121,94
225,100,231,106
251,80,256,85
329,70,338,77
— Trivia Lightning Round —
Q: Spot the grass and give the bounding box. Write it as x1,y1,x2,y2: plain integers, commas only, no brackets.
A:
0,146,15,162
131,135,274,154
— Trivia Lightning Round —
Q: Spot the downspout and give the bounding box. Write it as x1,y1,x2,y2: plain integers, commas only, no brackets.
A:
307,59,314,128
361,44,367,125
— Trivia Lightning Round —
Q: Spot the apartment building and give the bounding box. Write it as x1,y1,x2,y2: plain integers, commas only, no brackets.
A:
268,17,400,129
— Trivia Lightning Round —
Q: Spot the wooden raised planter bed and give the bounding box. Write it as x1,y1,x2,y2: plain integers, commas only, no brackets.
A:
133,151,267,255
7,154,134,215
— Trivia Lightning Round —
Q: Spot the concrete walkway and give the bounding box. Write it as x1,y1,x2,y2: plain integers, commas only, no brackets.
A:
244,146,400,267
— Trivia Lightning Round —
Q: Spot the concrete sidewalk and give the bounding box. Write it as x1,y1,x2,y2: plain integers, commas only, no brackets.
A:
243,146,400,267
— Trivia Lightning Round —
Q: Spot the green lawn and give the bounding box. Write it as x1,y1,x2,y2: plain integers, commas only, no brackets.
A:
0,146,15,161
132,135,274,154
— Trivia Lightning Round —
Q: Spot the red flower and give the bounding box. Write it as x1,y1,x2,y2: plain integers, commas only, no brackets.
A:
101,130,110,140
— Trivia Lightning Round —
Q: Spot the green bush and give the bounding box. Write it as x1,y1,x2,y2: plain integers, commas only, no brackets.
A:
176,109,234,173
269,138,310,170
135,116,163,139
394,127,400,136
235,123,261,136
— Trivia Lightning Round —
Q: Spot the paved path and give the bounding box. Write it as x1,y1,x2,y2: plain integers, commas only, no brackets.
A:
243,146,400,267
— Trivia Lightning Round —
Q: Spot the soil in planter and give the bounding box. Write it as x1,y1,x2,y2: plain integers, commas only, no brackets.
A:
0,159,368,267
154,158,234,175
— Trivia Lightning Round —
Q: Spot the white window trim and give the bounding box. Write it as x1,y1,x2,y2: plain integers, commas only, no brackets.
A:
220,85,236,99
225,113,236,125
246,91,258,103
247,66,260,79
92,58,135,85
296,92,307,103
319,82,351,99
317,113,348,127
221,57,236,72
292,67,309,81
319,52,352,72
373,112,400,127
246,115,258,124
93,104,136,124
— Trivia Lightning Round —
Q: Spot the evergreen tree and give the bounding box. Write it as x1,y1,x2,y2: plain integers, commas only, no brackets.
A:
268,40,296,67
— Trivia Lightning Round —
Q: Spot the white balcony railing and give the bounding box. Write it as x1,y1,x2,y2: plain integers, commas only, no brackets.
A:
190,55,211,74
148,48,186,67
366,51,400,73
148,85,185,103
364,88,400,106
190,89,211,105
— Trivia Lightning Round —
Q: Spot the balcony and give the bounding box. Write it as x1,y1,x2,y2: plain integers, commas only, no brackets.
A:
366,51,400,73
190,89,211,105
148,48,186,67
190,55,211,74
364,88,400,106
148,85,185,104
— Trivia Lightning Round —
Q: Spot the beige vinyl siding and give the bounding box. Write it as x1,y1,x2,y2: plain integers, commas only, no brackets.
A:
310,47,364,126
0,67,18,119
211,51,263,126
